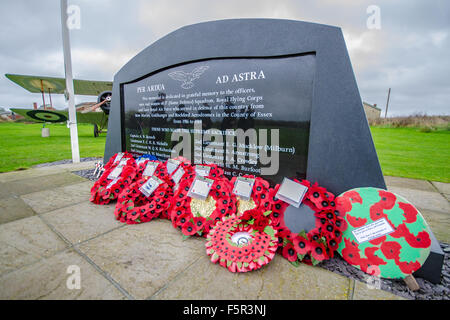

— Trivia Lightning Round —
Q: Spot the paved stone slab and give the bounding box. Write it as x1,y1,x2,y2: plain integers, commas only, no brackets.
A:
0,216,67,276
0,196,36,225
418,209,450,243
42,201,123,244
0,167,67,183
0,183,13,200
385,176,436,192
352,280,405,300
0,249,125,300
387,186,450,214
21,181,94,214
7,172,86,196
431,181,450,196
152,254,351,300
77,219,205,300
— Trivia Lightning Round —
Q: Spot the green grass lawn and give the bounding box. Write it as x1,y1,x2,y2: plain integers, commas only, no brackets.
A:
0,122,106,172
370,127,450,183
0,122,449,183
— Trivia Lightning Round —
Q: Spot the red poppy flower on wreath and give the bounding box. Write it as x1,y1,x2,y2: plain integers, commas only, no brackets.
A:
205,215,278,272
90,154,137,205
271,179,346,266
310,241,328,261
282,243,298,262
292,234,311,255
181,221,197,236
114,161,175,224
169,171,237,238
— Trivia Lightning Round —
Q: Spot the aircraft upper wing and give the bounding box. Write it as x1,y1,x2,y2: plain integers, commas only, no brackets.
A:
5,74,112,96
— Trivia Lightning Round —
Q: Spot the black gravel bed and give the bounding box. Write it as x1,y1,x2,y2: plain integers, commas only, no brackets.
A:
320,242,450,300
72,168,99,181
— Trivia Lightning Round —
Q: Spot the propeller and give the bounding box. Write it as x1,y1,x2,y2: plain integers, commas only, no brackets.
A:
80,96,111,114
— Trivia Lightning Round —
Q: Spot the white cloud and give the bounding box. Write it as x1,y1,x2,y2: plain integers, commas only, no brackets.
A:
0,0,449,115
430,30,447,47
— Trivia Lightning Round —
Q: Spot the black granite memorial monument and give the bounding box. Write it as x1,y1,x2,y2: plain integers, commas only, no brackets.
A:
104,19,443,282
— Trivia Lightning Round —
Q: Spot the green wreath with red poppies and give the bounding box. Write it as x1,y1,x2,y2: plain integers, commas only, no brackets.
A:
273,179,348,266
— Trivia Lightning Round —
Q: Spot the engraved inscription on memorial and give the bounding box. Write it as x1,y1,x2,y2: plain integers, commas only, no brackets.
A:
122,54,316,184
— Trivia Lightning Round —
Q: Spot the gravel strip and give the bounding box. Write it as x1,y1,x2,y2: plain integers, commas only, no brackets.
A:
72,168,99,181
32,157,102,168
320,242,450,300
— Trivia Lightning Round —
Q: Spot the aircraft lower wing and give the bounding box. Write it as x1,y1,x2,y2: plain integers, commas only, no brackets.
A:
10,108,108,136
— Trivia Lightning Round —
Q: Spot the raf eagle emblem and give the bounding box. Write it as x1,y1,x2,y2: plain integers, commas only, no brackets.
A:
168,65,209,89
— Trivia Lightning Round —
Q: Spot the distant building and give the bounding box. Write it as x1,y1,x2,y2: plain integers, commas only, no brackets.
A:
363,102,382,119
0,107,13,121
0,106,11,115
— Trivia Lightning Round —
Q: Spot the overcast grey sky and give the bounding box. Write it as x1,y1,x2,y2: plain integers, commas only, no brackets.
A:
0,0,449,116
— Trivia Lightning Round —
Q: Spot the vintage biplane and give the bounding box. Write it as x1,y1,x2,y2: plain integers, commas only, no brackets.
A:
5,73,113,137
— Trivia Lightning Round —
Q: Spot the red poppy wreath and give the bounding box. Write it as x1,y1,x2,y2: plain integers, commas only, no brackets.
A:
90,155,137,205
273,179,347,266
103,151,134,171
231,175,272,217
114,160,175,224
205,215,278,272
168,160,196,191
169,171,237,238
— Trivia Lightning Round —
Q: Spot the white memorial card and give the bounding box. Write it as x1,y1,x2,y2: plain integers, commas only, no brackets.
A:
275,177,308,208
352,218,394,244
166,159,181,175
188,176,214,200
142,161,158,178
117,158,128,167
136,157,147,165
106,177,119,190
233,177,255,201
172,166,185,184
195,165,211,177
107,166,123,180
139,176,162,198
113,152,124,164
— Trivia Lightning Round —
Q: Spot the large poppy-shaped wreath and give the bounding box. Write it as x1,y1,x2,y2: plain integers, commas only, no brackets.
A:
205,215,278,272
114,160,174,224
90,155,137,205
169,169,237,238
273,179,348,266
